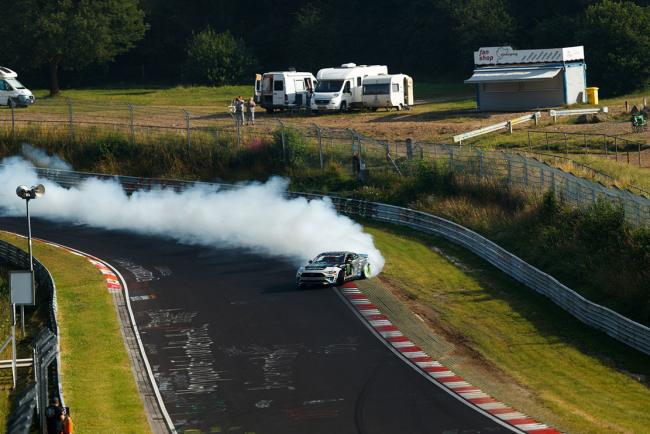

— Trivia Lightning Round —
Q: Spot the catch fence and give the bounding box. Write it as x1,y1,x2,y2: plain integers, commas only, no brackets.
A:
1,100,649,226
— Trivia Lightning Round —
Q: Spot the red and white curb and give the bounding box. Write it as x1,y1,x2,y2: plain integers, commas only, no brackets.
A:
338,282,561,434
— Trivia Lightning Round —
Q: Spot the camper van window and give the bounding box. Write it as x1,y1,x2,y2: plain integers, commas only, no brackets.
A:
7,79,25,90
315,80,344,92
0,81,7,91
357,77,361,86
343,81,351,94
274,80,284,91
392,83,400,92
363,83,390,95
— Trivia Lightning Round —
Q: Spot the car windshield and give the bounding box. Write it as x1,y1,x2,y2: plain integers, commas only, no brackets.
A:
315,80,343,92
363,83,390,95
6,78,25,90
314,254,343,264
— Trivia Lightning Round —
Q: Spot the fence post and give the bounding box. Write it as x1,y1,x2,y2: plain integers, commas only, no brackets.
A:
313,124,323,170
564,133,568,155
638,142,642,167
523,157,529,187
540,167,545,189
506,153,512,185
615,137,618,161
10,104,15,143
478,149,484,179
182,110,191,149
449,147,454,172
545,132,549,152
507,121,513,135
66,98,74,142
550,169,556,192
527,130,531,152
276,119,286,162
585,135,589,155
604,135,608,158
128,103,135,145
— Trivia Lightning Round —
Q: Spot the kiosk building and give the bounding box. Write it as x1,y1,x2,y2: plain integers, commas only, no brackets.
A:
464,46,587,111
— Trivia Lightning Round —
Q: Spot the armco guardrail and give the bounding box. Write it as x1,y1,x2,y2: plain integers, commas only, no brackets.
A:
0,239,63,434
453,112,541,144
28,167,650,357
549,107,608,122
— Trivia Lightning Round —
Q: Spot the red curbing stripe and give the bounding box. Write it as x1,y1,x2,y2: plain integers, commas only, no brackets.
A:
355,303,377,311
341,282,357,288
467,397,498,405
487,407,517,415
365,314,388,321
386,336,410,343
507,417,537,426
409,356,434,363
107,283,122,289
374,325,399,332
346,293,368,300
423,366,450,373
525,429,562,434
437,375,465,383
397,345,422,353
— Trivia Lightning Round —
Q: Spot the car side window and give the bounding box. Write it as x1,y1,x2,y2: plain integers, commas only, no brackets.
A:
343,81,351,94
356,77,361,86
0,81,7,91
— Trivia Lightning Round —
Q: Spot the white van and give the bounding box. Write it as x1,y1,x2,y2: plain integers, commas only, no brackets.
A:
0,67,35,107
311,63,388,112
255,71,316,113
362,74,414,111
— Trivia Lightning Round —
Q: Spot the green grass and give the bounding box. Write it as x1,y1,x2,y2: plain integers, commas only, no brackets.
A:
0,233,150,434
364,222,650,434
32,85,252,108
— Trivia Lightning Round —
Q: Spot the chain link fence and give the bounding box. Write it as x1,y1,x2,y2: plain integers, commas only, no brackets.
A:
1,100,649,226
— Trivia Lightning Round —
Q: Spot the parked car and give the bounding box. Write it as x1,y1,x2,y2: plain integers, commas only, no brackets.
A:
0,67,35,108
296,251,371,288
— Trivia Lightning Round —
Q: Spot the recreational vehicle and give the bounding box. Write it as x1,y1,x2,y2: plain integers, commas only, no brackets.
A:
362,74,414,111
311,63,388,112
0,67,35,107
255,71,316,113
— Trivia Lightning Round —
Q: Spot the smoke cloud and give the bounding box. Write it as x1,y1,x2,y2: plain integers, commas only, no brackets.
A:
0,158,384,276
21,144,72,171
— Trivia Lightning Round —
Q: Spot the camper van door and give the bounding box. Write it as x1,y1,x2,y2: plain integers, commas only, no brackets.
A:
272,74,285,107
0,79,13,106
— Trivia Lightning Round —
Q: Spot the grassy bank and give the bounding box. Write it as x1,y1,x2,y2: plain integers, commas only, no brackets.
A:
0,233,150,433
363,222,650,433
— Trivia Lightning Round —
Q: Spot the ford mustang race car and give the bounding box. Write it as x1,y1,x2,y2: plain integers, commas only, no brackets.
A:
296,251,371,288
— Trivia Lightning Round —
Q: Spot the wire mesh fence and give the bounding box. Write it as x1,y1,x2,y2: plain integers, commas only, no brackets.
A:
1,100,649,226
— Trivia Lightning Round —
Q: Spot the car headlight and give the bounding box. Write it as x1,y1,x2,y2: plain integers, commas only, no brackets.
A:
333,93,340,97
324,270,337,276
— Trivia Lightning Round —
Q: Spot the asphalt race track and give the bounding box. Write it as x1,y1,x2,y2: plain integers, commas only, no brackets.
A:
1,217,513,434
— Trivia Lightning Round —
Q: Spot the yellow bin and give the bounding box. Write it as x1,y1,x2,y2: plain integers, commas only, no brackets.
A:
586,87,599,105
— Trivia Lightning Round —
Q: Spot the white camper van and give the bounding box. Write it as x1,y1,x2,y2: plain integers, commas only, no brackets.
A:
0,67,35,108
311,63,388,112
255,71,317,113
362,74,414,111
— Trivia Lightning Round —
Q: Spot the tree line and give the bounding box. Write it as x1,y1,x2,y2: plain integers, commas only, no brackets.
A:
2,0,650,96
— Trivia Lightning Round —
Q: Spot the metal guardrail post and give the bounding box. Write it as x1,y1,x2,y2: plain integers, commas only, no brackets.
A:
276,119,286,162
66,98,74,142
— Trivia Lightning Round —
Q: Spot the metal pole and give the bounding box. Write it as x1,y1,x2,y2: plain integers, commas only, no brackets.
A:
11,304,16,389
129,103,135,145
545,132,549,152
183,110,191,149
66,98,74,142
24,198,33,336
564,133,568,156
527,131,531,152
639,142,642,167
314,124,323,170
604,136,608,158
11,104,15,143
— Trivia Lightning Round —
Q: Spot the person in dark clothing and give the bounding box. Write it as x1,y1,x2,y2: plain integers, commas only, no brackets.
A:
352,151,361,175
45,396,64,434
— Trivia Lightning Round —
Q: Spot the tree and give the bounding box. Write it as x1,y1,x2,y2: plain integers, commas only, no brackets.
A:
185,29,255,86
580,0,650,95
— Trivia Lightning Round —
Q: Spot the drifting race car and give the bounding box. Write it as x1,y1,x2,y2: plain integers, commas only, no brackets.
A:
296,251,371,288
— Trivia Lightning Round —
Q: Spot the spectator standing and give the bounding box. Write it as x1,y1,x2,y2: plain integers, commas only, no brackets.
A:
62,407,74,434
45,396,64,434
245,97,256,126
352,151,361,175
234,96,244,127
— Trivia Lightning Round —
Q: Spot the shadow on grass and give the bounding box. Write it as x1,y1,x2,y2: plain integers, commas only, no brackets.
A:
359,218,650,384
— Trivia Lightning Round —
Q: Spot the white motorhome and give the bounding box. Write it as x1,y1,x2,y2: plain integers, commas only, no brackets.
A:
362,74,414,111
311,63,388,112
0,67,35,108
255,71,316,113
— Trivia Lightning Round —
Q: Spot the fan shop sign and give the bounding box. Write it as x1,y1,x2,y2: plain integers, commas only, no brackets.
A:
474,46,584,66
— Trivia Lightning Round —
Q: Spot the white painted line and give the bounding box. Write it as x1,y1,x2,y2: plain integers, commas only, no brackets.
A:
430,371,456,378
415,361,442,368
515,423,548,431
459,391,489,399
360,309,381,316
497,412,526,421
391,340,416,348
403,351,428,359
350,298,371,304
445,381,472,389
379,330,403,338
478,402,508,410
369,319,392,327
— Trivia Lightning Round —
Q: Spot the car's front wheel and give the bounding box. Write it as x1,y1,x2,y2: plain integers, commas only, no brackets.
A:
362,263,371,279
336,271,345,286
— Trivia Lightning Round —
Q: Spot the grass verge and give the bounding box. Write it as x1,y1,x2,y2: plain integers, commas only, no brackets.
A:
361,221,650,434
0,232,150,433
